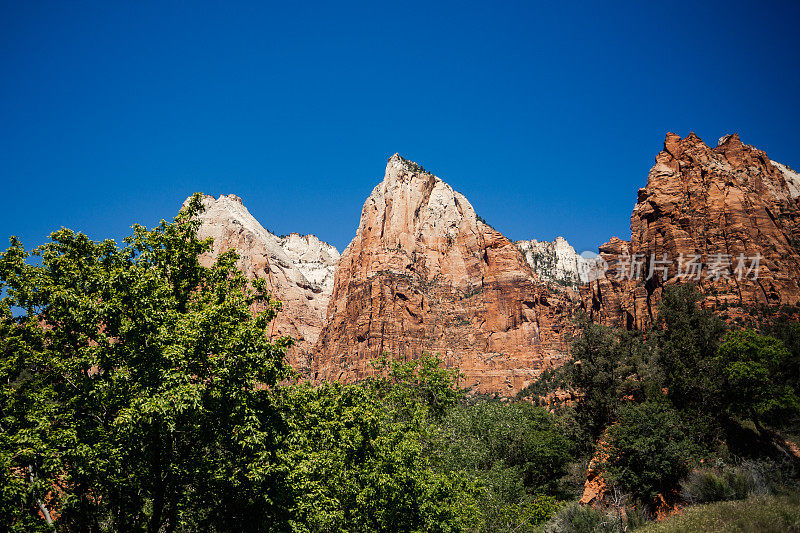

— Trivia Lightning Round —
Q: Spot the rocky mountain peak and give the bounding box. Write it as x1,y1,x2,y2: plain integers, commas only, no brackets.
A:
515,236,604,288
387,152,428,172
315,156,576,393
583,132,800,330
188,194,338,366
347,155,482,284
717,133,742,147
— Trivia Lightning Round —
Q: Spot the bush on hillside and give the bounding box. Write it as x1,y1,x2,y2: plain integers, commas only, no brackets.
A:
602,401,703,505
681,458,797,504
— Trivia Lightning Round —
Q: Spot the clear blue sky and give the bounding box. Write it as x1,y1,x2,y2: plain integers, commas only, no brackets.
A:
2,1,799,255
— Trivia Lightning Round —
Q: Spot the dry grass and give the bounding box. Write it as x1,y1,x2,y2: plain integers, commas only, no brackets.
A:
636,492,800,532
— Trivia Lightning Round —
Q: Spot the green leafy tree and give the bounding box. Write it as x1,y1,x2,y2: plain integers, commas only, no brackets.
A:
654,284,727,417
515,313,655,445
603,401,702,505
369,352,464,421
277,381,479,532
435,401,571,530
715,330,800,433
563,316,650,440
762,319,800,394
0,194,292,532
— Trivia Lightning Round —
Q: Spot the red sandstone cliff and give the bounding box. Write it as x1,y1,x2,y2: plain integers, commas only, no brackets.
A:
312,154,577,394
581,133,800,329
187,134,800,395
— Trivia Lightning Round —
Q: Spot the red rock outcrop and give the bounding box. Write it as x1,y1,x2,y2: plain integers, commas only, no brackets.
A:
581,133,800,328
189,194,339,368
313,154,577,394
186,133,800,395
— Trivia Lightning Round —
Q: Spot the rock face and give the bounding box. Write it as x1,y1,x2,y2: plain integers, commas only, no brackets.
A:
278,232,339,296
581,133,800,329
313,154,577,394
515,237,604,288
184,133,800,395
189,194,339,366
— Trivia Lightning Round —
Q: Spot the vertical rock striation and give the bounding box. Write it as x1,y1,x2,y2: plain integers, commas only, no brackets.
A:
179,133,800,395
313,154,577,394
581,133,800,329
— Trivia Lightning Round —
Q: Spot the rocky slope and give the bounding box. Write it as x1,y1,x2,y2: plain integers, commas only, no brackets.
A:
580,133,800,329
188,194,339,367
515,237,605,288
312,154,577,394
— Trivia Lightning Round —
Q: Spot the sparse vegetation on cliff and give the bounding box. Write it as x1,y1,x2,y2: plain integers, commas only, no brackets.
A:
520,284,800,530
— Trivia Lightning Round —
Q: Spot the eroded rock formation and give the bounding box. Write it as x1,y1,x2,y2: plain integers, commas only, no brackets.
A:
313,154,577,394
515,237,604,288
185,133,800,395
189,194,339,367
581,133,800,329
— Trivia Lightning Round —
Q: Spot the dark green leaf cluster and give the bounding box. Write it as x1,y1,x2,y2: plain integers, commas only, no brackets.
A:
522,283,800,510
0,200,505,532
434,401,572,530
0,194,294,531
276,380,480,532
601,401,702,503
716,330,800,431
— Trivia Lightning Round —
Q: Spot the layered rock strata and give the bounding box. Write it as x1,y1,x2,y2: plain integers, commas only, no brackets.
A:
185,133,800,395
313,155,577,394
581,133,800,329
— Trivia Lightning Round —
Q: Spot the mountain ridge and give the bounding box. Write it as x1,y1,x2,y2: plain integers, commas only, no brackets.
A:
188,133,800,394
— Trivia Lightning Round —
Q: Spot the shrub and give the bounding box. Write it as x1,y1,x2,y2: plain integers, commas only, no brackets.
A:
637,492,800,533
602,401,703,504
545,500,652,533
481,495,564,532
436,401,573,497
681,468,749,504
681,459,795,504
544,502,606,533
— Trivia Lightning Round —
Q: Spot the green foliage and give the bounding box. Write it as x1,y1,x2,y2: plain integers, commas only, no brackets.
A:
544,499,651,533
369,352,465,420
434,401,571,531
602,401,703,505
654,284,727,416
679,459,786,504
716,330,800,430
0,193,293,531
479,494,563,532
403,159,428,174
543,502,607,533
277,381,480,532
437,401,572,495
523,313,653,442
763,319,800,392
568,317,653,439
5,196,799,531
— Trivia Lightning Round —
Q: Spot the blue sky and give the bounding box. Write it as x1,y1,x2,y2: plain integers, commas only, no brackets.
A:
2,0,799,254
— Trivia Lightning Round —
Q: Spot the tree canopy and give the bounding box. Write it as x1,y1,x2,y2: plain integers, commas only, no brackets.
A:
0,195,481,532
0,195,294,531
